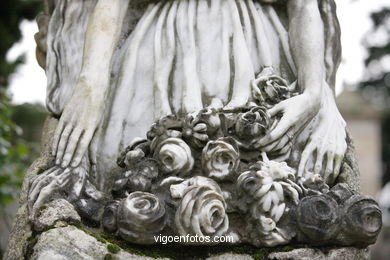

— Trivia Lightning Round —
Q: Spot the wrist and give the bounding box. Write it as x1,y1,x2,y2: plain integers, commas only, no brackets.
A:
76,76,108,96
300,91,321,112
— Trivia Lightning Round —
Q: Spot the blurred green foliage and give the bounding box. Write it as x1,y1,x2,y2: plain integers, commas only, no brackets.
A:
0,94,27,206
0,0,43,229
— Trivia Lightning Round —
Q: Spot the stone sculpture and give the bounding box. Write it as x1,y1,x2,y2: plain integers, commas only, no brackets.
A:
5,0,383,258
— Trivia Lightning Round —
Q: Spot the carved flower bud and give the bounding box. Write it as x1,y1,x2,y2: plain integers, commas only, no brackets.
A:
117,138,149,168
147,115,183,140
252,67,292,106
153,137,194,176
174,185,229,238
342,195,382,245
197,108,221,135
235,106,270,141
183,119,209,149
201,137,240,181
117,192,166,243
297,195,341,241
113,159,159,196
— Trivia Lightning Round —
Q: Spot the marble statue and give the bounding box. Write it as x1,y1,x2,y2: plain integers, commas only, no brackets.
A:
24,0,381,249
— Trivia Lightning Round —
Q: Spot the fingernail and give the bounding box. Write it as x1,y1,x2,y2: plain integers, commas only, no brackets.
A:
61,160,68,168
71,161,78,168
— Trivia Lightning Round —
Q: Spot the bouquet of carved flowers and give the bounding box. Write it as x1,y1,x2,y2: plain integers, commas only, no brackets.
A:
237,153,302,246
251,67,297,108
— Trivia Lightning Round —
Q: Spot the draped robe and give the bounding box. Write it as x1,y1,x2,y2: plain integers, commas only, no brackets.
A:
44,0,341,189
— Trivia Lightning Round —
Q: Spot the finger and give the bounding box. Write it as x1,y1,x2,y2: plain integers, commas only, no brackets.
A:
324,151,334,183
268,103,283,117
277,141,293,156
29,175,55,212
331,154,344,184
71,130,95,167
29,168,71,217
61,128,83,168
31,181,60,219
272,135,291,152
52,120,66,156
56,168,72,187
55,124,74,165
68,168,87,201
314,150,325,176
89,128,100,166
261,138,283,152
273,149,291,162
85,180,104,200
298,140,315,178
258,117,291,147
29,167,59,194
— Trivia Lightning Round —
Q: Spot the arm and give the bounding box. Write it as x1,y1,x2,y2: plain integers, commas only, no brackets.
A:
256,0,325,149
52,0,130,168
288,0,325,103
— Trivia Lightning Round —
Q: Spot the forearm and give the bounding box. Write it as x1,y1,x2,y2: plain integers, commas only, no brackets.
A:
78,0,130,92
288,0,325,102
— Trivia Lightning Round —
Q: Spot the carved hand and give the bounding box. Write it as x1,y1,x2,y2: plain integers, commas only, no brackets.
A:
28,158,103,219
298,87,347,184
52,79,105,168
254,92,320,154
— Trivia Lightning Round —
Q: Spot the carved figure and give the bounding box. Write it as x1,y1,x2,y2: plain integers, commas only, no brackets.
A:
26,0,381,247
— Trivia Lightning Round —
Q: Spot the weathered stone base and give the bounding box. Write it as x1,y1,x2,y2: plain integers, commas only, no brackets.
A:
4,117,371,260
268,247,369,260
29,223,369,260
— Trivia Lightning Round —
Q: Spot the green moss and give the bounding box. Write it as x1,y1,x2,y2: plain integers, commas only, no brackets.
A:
281,246,294,252
75,225,300,260
252,249,269,260
27,236,38,246
37,168,45,175
77,226,108,244
103,254,113,260
107,243,120,254
40,205,47,211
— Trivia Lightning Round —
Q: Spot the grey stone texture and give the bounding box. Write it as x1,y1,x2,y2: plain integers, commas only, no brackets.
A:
31,226,164,260
4,117,58,260
33,199,81,231
268,247,369,260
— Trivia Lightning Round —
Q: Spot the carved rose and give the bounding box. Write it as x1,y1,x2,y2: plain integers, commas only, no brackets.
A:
116,192,166,243
153,137,194,176
169,176,222,199
297,195,340,241
252,67,293,106
201,138,240,181
235,106,270,141
342,195,382,244
173,183,229,238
